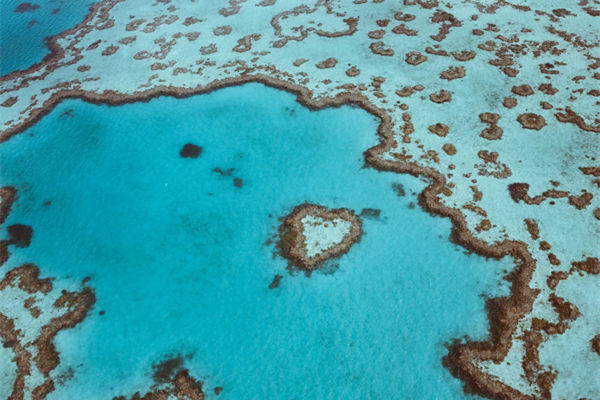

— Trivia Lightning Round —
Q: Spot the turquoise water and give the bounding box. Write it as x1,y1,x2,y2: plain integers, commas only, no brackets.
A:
0,0,96,75
0,83,511,399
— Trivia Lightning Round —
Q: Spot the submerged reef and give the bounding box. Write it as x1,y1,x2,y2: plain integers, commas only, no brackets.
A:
0,187,96,400
112,370,205,400
13,2,40,14
0,0,599,398
277,203,362,272
0,188,209,399
113,355,206,400
179,143,202,158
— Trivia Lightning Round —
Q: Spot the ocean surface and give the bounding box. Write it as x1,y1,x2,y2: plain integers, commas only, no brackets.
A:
0,82,513,399
0,0,96,75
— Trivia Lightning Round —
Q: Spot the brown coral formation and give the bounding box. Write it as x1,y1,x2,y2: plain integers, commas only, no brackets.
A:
395,86,414,97
480,125,503,140
0,265,95,400
0,187,17,264
507,182,593,212
502,97,517,109
232,33,260,52
522,291,582,395
345,66,360,77
200,44,217,55
479,113,503,140
391,24,417,36
369,41,394,56
7,224,33,248
405,51,427,65
452,50,476,61
568,191,593,210
277,203,362,272
429,90,452,103
579,167,600,177
1,1,599,398
442,143,457,155
101,45,119,56
555,107,600,133
592,335,600,357
511,84,534,96
113,369,205,400
430,10,461,42
1,97,18,107
440,66,465,80
508,183,530,202
524,219,540,240
475,151,511,179
315,57,338,69
428,123,449,137
517,113,546,130
183,17,201,26
0,186,17,224
179,143,202,158
213,25,232,36
538,83,558,96
0,188,96,400
293,59,307,67
0,69,568,399
367,29,385,39
479,113,500,125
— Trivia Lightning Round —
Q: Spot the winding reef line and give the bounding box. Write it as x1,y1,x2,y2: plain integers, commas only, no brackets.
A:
0,72,540,400
0,0,123,86
0,189,96,400
0,0,542,396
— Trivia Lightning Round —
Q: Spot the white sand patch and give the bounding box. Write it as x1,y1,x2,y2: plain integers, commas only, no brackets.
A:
300,214,352,258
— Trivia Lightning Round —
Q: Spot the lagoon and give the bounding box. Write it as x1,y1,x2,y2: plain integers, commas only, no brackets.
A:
0,83,511,399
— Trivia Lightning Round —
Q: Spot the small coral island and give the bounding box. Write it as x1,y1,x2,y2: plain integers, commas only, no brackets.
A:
277,203,362,272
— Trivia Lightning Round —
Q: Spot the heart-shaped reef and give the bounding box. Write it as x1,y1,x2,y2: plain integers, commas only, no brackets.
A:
277,203,363,272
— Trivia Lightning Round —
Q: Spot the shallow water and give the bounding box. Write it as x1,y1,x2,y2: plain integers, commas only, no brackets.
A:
0,83,512,399
0,0,96,75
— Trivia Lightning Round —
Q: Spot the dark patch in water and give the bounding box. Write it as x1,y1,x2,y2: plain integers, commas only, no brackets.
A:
14,2,39,13
233,177,243,188
212,167,235,176
7,224,33,248
317,261,340,275
508,182,529,202
392,183,406,197
359,208,381,219
54,367,75,386
269,274,283,289
59,109,74,119
152,354,185,384
179,143,202,158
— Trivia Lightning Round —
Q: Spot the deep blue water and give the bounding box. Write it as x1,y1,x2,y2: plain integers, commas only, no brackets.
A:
0,83,511,399
0,0,96,76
